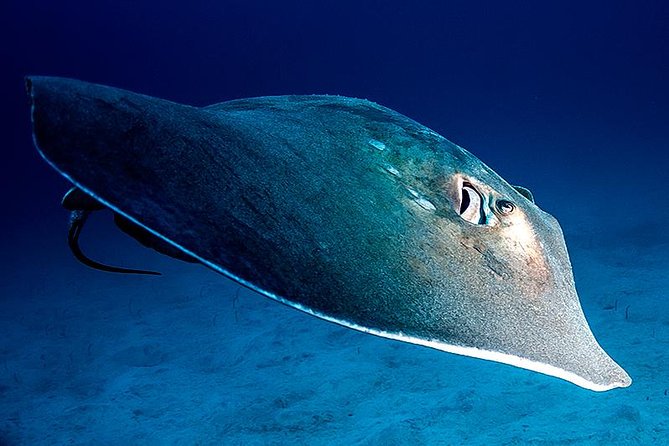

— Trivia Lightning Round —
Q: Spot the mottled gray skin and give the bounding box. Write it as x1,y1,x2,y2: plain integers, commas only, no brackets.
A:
27,77,630,391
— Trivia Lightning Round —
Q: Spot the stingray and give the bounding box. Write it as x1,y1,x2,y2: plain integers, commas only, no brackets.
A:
26,76,631,391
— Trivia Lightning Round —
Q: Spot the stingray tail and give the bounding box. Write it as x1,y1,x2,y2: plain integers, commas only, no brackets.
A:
64,188,161,276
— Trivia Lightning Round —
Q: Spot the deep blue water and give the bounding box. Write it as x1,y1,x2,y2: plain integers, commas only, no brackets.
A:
1,1,668,444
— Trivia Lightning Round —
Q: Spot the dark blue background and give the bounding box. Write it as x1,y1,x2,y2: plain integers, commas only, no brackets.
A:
3,0,667,234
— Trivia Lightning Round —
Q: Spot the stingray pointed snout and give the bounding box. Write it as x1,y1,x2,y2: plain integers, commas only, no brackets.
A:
605,362,632,390
460,277,633,391
575,323,632,391
572,344,632,392
498,326,632,392
527,290,633,392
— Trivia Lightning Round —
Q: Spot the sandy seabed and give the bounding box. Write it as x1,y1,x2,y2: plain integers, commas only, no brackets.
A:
1,204,667,446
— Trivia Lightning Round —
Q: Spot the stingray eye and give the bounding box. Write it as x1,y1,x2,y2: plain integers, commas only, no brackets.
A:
459,183,485,224
496,200,515,215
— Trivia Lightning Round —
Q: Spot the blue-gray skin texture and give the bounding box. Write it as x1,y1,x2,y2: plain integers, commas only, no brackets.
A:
27,77,630,391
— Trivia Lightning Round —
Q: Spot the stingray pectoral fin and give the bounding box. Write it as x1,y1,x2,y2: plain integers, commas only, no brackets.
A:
67,209,161,276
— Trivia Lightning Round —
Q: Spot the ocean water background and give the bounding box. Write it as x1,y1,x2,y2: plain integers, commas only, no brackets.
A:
1,1,668,444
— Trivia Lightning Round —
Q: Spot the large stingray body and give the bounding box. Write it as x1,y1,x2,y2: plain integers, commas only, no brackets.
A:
27,77,630,391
